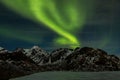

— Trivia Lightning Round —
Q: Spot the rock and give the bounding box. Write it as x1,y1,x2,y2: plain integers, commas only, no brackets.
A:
63,47,120,71
0,47,40,80
23,46,49,65
0,46,120,79
0,47,4,50
0,47,8,54
50,48,73,64
0,60,29,80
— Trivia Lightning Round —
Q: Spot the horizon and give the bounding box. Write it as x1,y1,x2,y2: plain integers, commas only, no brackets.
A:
0,0,120,54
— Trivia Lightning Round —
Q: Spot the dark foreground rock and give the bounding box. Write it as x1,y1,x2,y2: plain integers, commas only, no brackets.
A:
64,47,120,71
0,46,120,79
0,47,40,80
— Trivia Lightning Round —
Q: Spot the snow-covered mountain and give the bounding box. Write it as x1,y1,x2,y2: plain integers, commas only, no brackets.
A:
50,48,73,64
0,47,8,53
23,46,49,65
0,46,120,80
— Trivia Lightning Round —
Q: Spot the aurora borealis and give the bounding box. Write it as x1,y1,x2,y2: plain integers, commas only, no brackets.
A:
30,0,94,46
0,0,120,54
1,0,95,47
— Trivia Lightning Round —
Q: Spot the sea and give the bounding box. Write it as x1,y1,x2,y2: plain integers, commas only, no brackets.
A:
11,71,120,80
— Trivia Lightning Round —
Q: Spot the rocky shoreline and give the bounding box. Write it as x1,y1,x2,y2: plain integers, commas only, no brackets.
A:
0,46,120,80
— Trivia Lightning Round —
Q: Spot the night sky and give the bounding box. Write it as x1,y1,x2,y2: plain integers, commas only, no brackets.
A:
0,0,120,54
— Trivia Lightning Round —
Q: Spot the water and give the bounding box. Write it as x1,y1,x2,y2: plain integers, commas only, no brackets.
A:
11,72,120,80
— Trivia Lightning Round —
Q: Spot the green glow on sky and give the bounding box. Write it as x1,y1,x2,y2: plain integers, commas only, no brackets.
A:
1,0,94,47
0,25,41,43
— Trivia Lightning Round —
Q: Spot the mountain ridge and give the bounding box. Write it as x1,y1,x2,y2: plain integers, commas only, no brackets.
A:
0,46,120,80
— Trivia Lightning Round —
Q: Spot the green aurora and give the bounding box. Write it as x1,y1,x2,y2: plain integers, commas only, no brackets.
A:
1,0,95,48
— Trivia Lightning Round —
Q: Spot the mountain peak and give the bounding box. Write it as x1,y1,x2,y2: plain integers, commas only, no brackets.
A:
0,46,120,80
0,47,4,50
32,46,41,49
